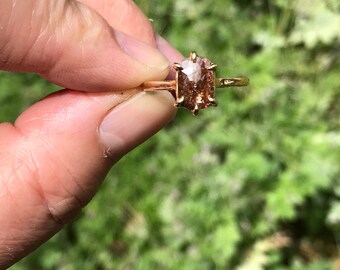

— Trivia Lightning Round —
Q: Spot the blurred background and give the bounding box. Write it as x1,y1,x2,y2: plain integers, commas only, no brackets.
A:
3,0,339,269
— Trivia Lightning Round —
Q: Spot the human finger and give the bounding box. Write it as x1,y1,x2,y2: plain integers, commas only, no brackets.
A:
78,0,157,46
0,88,176,268
0,0,168,91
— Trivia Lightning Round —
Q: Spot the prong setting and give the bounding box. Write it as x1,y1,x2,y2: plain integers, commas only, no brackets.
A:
175,51,217,115
141,51,249,115
173,63,183,71
175,96,185,107
189,51,197,63
192,103,199,115
207,64,218,70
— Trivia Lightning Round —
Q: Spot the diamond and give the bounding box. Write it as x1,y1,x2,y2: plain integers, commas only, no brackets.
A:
180,59,201,83
175,52,217,115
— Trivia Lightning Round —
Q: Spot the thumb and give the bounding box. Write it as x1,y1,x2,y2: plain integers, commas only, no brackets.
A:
0,0,169,91
0,88,176,268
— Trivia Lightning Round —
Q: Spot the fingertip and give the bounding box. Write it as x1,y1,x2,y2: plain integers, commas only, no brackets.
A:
99,90,176,160
156,35,184,79
114,30,170,81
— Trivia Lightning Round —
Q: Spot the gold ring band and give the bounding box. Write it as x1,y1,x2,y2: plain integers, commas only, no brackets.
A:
142,77,249,91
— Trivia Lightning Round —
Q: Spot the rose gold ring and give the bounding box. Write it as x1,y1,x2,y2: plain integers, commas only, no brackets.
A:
140,51,249,115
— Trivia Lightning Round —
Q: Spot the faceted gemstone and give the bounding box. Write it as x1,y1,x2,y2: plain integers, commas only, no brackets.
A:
176,55,216,115
180,59,201,83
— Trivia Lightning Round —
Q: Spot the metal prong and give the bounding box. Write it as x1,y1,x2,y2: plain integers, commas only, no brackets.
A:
208,96,218,107
208,96,215,102
175,96,185,107
207,64,218,70
173,63,183,71
190,51,197,63
192,103,199,116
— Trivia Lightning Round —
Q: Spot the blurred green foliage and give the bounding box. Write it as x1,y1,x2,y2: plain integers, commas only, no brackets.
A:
3,0,340,269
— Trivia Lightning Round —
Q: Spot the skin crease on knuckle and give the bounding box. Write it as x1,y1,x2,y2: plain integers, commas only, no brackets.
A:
0,134,74,228
1,109,98,228
38,1,108,74
0,0,109,72
80,0,156,45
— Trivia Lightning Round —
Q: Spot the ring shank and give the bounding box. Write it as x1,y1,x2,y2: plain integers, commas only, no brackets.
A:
141,77,249,91
215,77,249,88
142,81,176,91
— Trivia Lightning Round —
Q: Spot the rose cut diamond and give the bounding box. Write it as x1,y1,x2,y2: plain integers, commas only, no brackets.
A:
180,59,202,83
174,52,217,115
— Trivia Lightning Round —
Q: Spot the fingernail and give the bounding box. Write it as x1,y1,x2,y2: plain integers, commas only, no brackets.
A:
99,91,176,161
156,35,184,80
115,31,169,71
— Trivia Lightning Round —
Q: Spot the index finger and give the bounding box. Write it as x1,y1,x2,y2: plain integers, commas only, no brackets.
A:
78,0,157,46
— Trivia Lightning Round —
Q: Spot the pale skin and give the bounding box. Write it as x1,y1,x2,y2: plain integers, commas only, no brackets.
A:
0,0,183,268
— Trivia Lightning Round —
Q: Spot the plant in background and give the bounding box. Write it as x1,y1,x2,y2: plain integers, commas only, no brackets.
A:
4,0,339,269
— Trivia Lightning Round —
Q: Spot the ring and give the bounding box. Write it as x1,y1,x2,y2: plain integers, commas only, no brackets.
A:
141,51,249,115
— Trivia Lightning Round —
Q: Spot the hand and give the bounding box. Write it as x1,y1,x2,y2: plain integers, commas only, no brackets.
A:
0,0,182,268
